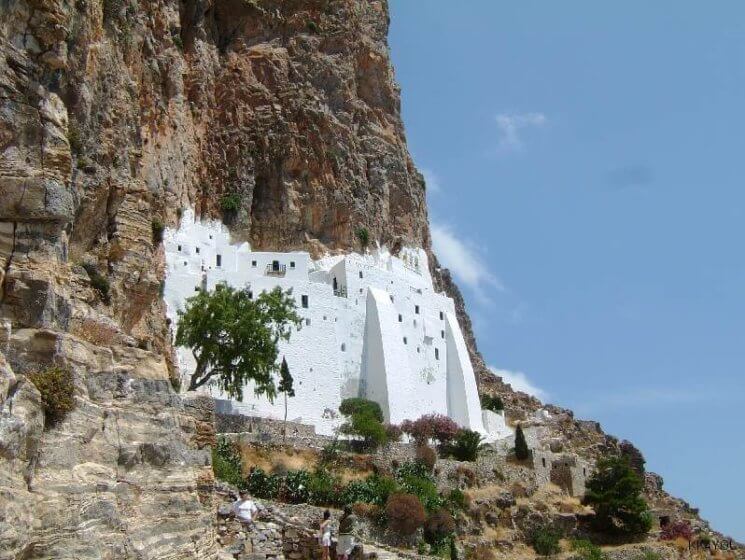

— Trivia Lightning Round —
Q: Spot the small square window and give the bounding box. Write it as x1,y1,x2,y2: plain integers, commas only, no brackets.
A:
301,295,309,308
398,314,402,323
403,337,407,345
306,318,311,326
441,330,445,339
177,245,182,252
390,295,394,302
196,247,200,254
341,343,346,352
290,261,295,268
415,305,420,314
194,286,199,292
417,346,420,353
435,348,440,360
359,271,363,279
439,311,444,320
248,291,253,299
252,260,257,267
216,254,222,267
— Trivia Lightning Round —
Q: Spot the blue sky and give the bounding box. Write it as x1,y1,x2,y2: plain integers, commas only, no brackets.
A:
389,0,745,541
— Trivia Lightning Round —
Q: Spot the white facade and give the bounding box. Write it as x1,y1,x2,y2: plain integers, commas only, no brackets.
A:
164,210,509,439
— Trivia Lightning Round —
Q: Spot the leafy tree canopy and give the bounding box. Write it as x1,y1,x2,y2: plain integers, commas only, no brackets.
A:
583,457,652,536
175,283,301,400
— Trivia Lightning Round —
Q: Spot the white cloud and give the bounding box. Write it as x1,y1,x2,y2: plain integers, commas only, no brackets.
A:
431,222,504,303
495,112,547,152
488,366,548,401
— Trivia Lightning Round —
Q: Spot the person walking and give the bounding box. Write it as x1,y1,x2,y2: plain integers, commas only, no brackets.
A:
319,509,332,560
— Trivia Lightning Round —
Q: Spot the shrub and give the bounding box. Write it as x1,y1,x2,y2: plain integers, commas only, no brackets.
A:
152,219,165,243
355,227,370,250
446,429,483,462
220,193,241,213
82,263,111,304
446,488,468,512
340,474,398,507
480,393,504,412
306,20,319,33
396,462,443,512
386,493,426,536
212,437,243,487
339,397,387,450
468,544,495,560
514,423,530,460
282,469,310,503
416,445,437,471
571,539,607,560
531,525,562,556
245,467,281,499
583,457,652,537
28,367,75,427
424,508,456,547
385,423,403,443
308,469,341,506
660,521,693,542
352,502,384,524
401,413,460,446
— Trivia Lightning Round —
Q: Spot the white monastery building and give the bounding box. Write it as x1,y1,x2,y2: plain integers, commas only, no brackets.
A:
164,210,511,440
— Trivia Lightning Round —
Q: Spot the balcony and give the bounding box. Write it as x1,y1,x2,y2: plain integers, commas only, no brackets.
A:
265,263,287,277
333,286,348,298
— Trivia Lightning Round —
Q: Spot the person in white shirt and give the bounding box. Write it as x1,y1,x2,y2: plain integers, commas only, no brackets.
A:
233,491,259,526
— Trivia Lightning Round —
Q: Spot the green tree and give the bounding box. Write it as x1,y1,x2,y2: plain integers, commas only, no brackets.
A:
339,397,387,450
175,283,301,400
514,423,530,460
278,356,294,443
355,227,370,251
582,457,652,537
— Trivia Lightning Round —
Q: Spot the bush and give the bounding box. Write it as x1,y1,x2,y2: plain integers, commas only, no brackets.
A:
583,457,652,537
220,193,241,213
245,467,281,499
355,227,370,250
386,493,426,536
308,469,341,506
446,429,483,462
352,502,385,524
281,469,310,503
385,423,403,443
531,526,562,556
660,521,692,542
396,462,443,512
416,445,437,471
480,393,504,412
340,474,398,507
468,544,495,560
446,488,468,512
339,397,387,450
514,423,530,460
152,219,165,244
570,539,607,560
28,367,75,427
212,437,243,487
401,413,460,446
82,263,111,304
424,508,456,547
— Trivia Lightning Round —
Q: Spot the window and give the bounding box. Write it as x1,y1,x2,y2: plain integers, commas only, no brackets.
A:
252,260,257,267
413,319,417,327
403,337,407,345
435,348,439,360
542,458,547,468
216,254,222,267
441,330,445,339
290,261,295,268
417,346,420,353
439,311,444,320
272,260,280,272
248,291,253,299
177,245,182,252
359,271,363,279
341,343,346,352
306,318,311,326
195,247,200,254
183,261,187,266
301,295,308,308
398,314,402,323
415,305,420,314
194,286,199,292
390,294,394,302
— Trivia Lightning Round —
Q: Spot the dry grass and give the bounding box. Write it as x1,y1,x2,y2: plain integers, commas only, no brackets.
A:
71,318,119,346
238,443,318,475
464,483,507,502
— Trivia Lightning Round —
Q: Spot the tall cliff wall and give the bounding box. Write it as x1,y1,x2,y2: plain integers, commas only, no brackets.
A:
0,0,429,557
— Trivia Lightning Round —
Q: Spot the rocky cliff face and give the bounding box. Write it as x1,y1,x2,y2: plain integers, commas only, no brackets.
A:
0,0,738,558
1,0,428,557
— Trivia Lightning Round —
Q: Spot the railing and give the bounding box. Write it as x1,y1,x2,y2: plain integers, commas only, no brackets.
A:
265,263,287,277
333,286,348,298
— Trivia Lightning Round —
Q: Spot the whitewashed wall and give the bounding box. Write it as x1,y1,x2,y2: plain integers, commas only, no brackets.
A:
164,210,507,439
